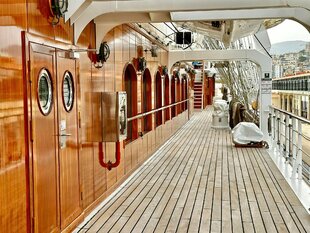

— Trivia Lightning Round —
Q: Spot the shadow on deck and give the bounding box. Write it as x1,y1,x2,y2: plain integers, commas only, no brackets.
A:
74,107,310,233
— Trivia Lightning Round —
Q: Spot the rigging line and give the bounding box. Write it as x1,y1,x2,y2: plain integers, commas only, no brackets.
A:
164,22,177,33
148,23,168,37
254,34,272,59
166,32,176,38
135,23,167,46
170,22,180,33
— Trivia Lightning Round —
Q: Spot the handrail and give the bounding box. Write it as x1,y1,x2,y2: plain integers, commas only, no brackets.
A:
269,105,310,184
127,99,189,122
269,105,310,124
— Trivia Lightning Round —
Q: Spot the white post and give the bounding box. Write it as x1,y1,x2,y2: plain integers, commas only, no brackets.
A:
285,114,290,162
291,118,298,179
270,108,275,149
297,121,303,180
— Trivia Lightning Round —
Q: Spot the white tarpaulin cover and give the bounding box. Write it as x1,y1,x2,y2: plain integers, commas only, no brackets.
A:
213,100,229,117
232,122,264,144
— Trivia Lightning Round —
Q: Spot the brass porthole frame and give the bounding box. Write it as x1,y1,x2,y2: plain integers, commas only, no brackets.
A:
62,71,74,112
37,68,53,116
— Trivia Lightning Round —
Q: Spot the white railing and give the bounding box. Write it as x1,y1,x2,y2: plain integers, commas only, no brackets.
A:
269,106,310,184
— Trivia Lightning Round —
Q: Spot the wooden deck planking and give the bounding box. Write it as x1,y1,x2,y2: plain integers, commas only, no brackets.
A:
75,108,310,233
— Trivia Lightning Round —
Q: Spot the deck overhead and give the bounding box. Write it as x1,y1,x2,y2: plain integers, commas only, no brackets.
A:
66,0,310,44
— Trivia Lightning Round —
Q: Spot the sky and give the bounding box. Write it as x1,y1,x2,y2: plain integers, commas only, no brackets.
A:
267,19,310,44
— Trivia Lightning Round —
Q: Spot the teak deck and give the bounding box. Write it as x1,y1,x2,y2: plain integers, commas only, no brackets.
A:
75,108,310,233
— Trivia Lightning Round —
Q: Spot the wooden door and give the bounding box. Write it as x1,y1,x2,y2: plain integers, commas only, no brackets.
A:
56,53,81,228
29,43,60,233
29,43,81,232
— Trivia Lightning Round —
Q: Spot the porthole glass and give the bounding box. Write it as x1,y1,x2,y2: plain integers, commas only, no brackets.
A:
62,71,74,112
38,69,53,115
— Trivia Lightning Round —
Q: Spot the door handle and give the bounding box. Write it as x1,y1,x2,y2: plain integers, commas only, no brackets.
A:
55,133,72,137
60,133,72,137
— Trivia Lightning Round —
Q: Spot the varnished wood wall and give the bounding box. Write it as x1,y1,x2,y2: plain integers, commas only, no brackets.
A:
76,24,188,220
0,2,189,232
0,1,27,232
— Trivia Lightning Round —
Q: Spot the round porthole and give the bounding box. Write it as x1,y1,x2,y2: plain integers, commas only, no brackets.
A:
38,69,53,116
62,71,74,112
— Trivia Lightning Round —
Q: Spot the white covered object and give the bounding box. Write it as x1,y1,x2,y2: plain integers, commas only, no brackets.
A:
232,122,264,145
213,100,229,117
212,99,229,129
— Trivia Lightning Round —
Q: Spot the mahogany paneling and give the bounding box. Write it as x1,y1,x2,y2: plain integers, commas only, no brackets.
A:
54,19,74,44
76,23,108,201
176,77,181,115
0,1,27,232
151,130,156,153
0,1,27,28
129,29,136,59
182,77,187,111
93,143,107,200
106,142,117,189
164,75,170,122
166,120,172,138
80,144,94,208
155,71,162,127
115,26,123,92
131,140,139,167
124,64,138,142
124,145,132,174
29,43,59,233
122,27,130,64
185,78,188,110
205,76,215,106
104,31,115,92
76,23,96,209
155,125,162,148
141,134,148,161
171,77,176,118
0,163,27,232
1,1,184,229
116,142,125,180
137,74,142,134
56,53,81,228
28,1,73,44
142,68,152,133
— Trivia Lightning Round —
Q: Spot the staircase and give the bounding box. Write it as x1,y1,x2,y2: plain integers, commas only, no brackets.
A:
194,70,203,110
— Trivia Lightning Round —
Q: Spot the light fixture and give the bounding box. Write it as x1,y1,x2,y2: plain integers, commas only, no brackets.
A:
90,42,110,69
138,57,146,72
143,45,158,58
49,0,68,25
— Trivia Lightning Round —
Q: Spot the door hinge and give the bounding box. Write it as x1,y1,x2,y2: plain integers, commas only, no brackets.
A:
80,191,83,201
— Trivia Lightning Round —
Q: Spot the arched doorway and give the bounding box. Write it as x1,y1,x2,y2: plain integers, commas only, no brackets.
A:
164,74,170,122
171,76,176,118
155,71,162,127
142,68,152,133
124,63,138,142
